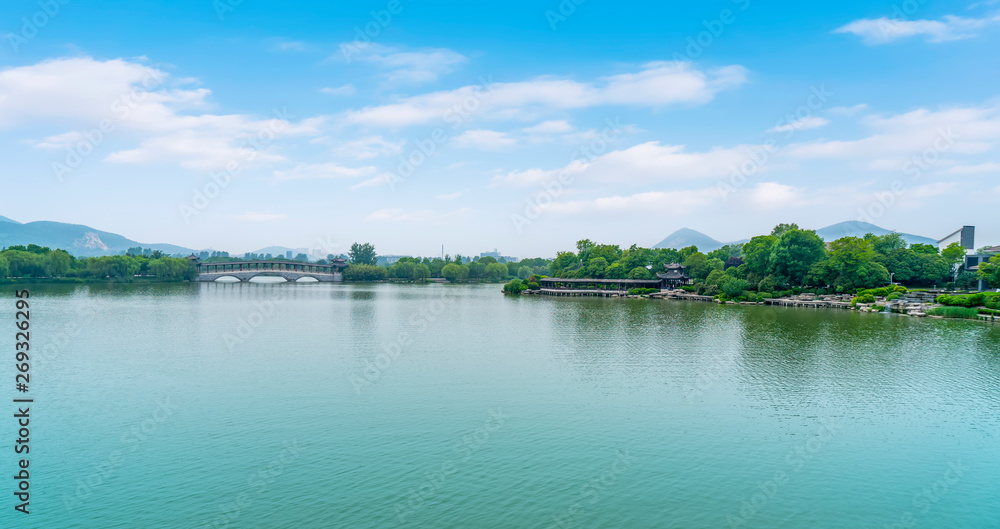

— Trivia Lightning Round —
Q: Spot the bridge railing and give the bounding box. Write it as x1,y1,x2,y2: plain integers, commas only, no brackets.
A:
196,261,346,275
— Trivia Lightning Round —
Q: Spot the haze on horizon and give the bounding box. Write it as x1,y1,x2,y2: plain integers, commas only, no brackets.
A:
2,0,998,257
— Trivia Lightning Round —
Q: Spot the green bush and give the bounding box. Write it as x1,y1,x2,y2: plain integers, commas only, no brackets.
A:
927,306,980,319
935,293,991,307
858,285,907,298
978,308,1000,316
526,281,540,290
886,293,901,301
503,279,526,295
758,292,773,299
852,293,876,306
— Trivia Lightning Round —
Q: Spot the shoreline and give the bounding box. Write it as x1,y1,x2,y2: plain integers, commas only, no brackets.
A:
522,287,1000,324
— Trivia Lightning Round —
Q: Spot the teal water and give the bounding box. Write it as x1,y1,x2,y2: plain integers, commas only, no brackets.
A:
4,282,1000,528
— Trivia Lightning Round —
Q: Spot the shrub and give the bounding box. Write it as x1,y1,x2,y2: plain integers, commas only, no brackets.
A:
758,292,773,299
503,279,526,295
343,264,387,281
526,281,540,290
927,307,980,319
886,293,901,301
935,294,988,307
851,293,876,306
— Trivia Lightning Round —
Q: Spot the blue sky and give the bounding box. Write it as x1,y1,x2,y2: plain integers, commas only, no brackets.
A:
1,0,998,256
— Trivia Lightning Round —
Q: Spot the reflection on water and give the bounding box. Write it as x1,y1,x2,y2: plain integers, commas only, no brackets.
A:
14,282,1000,529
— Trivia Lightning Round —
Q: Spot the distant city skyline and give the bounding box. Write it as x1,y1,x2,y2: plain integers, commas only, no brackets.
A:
2,0,999,256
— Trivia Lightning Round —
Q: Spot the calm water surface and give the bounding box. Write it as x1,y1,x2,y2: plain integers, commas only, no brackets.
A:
6,282,1000,528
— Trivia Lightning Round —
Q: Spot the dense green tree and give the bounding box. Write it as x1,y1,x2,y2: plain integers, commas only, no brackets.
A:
910,243,939,255
683,252,712,281
941,242,966,268
442,263,469,282
485,262,508,281
770,223,799,238
585,257,608,278
811,237,890,291
769,228,826,286
549,252,580,277
742,235,777,279
413,264,430,280
590,244,622,264
343,264,387,281
979,255,1000,288
0,256,8,278
467,261,486,279
678,246,699,260
705,269,726,287
866,232,908,256
627,267,651,279
478,256,498,265
348,242,378,265
576,239,595,261
604,262,626,279
516,266,532,279
720,277,750,298
45,250,72,277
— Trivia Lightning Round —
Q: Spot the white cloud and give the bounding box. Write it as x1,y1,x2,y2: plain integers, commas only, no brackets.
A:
746,182,803,207
943,161,1000,174
342,61,747,128
7,57,323,170
786,105,1000,166
320,84,356,96
337,43,466,85
452,129,516,150
365,207,470,222
493,141,762,187
350,173,399,189
436,190,465,200
537,189,719,216
829,104,869,116
271,162,377,182
834,14,1000,45
233,212,288,222
268,39,309,52
523,120,574,134
767,116,829,133
332,135,405,160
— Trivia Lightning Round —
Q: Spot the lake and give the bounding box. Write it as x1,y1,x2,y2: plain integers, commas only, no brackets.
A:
9,282,1000,528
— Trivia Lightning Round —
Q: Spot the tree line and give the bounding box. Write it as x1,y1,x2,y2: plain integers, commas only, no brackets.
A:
0,245,196,281
504,224,998,297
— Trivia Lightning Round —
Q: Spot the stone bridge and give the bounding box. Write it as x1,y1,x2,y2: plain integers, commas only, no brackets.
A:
195,259,347,282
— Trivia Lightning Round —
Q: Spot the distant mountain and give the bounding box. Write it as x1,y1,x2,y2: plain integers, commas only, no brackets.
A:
0,215,20,224
0,217,196,257
250,246,309,257
815,221,937,246
654,222,938,252
653,228,725,252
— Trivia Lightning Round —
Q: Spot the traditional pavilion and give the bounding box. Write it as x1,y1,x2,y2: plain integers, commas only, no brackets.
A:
656,263,692,289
